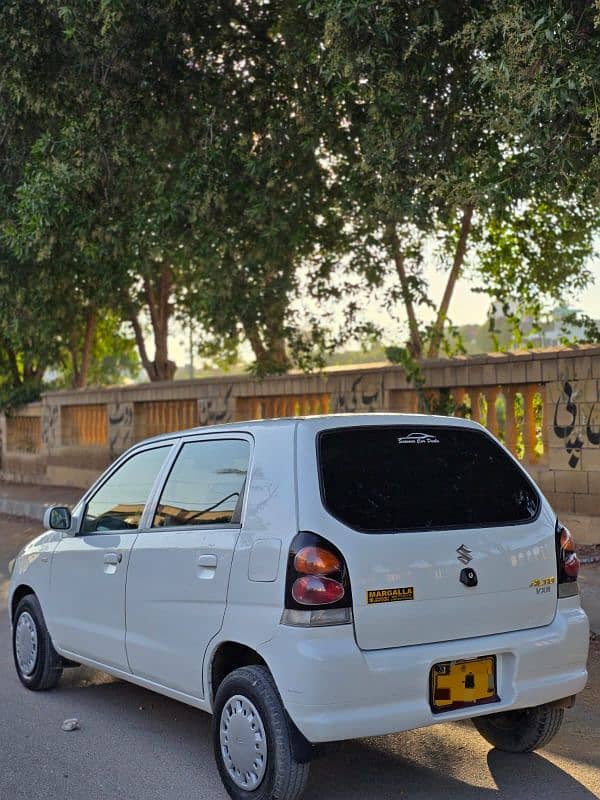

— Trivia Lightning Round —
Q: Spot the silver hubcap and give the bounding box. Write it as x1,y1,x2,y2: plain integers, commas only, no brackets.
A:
15,611,38,676
220,694,268,790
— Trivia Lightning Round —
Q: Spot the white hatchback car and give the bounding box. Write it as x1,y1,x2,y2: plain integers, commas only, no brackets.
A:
9,414,589,800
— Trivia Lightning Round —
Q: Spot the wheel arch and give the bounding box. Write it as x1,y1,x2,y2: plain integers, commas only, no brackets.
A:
209,640,267,706
208,640,314,764
11,584,35,621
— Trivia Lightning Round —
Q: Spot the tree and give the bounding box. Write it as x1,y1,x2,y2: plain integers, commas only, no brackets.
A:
168,1,349,374
309,0,598,360
0,1,350,378
61,313,140,389
0,262,61,393
463,1,600,200
0,1,193,381
473,195,596,342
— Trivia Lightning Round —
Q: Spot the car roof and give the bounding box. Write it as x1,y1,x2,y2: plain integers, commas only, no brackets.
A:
139,412,482,447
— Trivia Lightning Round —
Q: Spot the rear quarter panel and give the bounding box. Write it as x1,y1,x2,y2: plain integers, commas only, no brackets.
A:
207,422,299,684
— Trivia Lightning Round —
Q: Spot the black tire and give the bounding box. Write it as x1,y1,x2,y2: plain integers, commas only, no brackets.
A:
472,703,564,752
12,594,63,691
213,665,310,800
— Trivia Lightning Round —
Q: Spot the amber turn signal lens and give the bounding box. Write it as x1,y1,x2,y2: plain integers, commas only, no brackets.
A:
294,546,341,575
560,526,575,552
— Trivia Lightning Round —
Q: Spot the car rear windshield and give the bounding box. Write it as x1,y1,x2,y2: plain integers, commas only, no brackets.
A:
318,426,540,532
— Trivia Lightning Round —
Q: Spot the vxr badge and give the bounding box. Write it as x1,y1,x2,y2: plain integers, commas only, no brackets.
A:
456,544,473,565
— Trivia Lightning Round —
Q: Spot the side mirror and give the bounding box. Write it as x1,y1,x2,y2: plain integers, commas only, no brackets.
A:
43,506,72,532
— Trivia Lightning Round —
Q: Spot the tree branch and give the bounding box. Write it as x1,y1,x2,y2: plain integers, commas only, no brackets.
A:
387,223,422,359
427,204,474,359
3,341,22,387
75,309,97,389
129,312,157,381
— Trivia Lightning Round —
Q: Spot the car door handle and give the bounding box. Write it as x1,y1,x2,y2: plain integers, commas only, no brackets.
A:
104,552,122,566
197,554,218,568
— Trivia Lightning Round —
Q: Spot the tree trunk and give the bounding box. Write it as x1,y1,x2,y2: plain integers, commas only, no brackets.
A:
3,343,22,388
72,310,97,389
387,224,422,359
129,313,157,380
242,318,290,375
130,264,177,382
265,335,290,373
244,322,268,366
427,205,474,359
22,359,45,388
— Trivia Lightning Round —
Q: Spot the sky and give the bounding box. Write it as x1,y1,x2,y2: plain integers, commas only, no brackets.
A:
169,257,600,367
427,258,600,326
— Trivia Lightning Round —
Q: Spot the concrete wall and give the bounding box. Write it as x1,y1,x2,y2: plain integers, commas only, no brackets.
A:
1,344,598,539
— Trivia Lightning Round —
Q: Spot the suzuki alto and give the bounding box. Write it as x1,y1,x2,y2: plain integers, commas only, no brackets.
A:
8,414,589,800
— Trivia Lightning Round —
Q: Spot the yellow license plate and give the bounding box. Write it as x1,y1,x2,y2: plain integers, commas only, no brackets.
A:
430,655,499,713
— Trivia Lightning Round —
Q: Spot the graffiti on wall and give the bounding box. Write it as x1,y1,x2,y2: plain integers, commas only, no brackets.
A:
332,376,383,414
108,402,134,458
41,404,60,451
553,380,600,468
199,385,234,426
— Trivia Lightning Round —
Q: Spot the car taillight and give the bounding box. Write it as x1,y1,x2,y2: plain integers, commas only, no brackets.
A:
556,519,580,597
281,532,353,627
292,575,345,605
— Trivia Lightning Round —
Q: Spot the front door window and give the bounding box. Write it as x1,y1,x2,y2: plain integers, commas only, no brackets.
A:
81,446,170,533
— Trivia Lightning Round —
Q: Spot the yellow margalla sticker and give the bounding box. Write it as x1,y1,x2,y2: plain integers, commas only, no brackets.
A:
367,587,414,604
529,577,556,588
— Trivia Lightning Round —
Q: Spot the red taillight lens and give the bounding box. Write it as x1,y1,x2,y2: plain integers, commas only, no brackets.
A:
556,520,580,590
294,546,341,575
292,575,345,606
563,553,580,579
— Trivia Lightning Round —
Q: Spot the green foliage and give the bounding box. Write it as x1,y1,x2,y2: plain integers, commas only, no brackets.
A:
462,1,600,200
310,0,599,359
0,1,353,378
0,0,598,394
560,311,600,345
0,382,43,413
59,314,141,388
473,197,597,340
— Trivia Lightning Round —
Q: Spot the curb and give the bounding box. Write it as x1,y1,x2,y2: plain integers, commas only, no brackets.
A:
0,498,46,522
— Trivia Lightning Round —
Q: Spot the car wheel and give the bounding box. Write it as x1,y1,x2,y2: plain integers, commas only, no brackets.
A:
213,665,310,800
472,703,564,752
13,594,63,691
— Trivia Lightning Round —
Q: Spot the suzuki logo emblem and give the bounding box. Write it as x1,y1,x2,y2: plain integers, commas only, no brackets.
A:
456,544,473,565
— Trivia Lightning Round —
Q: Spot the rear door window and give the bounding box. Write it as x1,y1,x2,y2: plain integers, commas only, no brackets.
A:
318,426,539,532
152,439,250,527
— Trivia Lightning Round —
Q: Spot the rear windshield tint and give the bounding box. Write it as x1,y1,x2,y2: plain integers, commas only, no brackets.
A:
318,426,540,532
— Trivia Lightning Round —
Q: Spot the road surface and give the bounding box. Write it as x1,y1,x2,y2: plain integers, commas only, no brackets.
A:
1,515,599,799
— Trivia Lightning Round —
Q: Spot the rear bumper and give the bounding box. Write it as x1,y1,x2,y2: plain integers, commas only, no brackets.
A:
262,597,589,743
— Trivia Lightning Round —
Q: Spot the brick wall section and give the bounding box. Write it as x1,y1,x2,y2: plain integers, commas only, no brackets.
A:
1,345,599,525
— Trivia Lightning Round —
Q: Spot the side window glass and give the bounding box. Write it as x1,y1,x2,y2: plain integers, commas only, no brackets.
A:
81,446,171,534
153,439,250,528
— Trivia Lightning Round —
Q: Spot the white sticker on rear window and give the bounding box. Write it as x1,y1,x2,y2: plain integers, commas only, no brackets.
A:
397,432,440,445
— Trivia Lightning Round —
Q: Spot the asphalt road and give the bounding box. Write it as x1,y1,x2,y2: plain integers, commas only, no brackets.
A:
1,515,599,800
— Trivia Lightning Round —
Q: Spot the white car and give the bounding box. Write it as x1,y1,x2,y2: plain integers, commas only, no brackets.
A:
8,414,589,800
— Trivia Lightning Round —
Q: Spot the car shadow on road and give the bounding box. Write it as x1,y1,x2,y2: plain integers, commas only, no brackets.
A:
308,726,596,800
49,670,598,800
